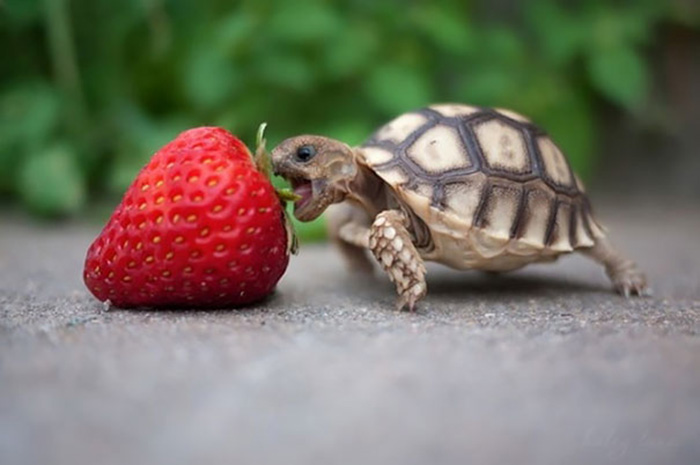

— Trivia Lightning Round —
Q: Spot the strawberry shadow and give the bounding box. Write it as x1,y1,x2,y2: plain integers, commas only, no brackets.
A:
97,289,283,315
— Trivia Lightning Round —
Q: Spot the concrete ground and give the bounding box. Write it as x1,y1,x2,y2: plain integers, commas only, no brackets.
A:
1,203,699,465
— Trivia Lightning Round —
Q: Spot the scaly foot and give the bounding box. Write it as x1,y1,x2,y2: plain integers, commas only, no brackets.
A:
369,210,427,311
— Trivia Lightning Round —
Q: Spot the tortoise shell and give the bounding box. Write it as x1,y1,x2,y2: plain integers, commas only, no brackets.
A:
358,104,604,266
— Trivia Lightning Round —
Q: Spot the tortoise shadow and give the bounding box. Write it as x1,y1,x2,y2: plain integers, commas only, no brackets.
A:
344,267,606,300
426,270,605,297
93,270,607,316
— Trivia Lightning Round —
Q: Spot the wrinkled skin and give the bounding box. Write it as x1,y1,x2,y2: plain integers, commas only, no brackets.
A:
271,135,429,311
271,136,361,221
270,132,649,311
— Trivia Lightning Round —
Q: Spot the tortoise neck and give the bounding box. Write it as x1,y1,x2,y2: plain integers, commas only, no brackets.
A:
345,153,391,217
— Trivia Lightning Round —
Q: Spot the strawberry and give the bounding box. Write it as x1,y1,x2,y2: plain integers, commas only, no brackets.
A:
83,126,293,308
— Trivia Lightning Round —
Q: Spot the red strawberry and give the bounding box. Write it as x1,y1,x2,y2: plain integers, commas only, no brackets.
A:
84,126,292,308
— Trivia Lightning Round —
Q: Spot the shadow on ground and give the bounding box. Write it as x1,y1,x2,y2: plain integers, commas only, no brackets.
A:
1,204,699,465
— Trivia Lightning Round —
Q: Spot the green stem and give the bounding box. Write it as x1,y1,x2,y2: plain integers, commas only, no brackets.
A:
44,0,87,129
142,0,171,56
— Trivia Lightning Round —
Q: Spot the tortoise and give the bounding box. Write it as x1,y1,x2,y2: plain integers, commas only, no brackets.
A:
271,104,649,310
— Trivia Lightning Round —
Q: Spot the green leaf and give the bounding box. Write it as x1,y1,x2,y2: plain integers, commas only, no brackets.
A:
183,45,238,109
108,109,187,195
19,144,86,217
587,45,649,110
588,3,659,50
411,4,476,56
254,122,273,177
667,1,700,27
216,12,258,52
255,51,314,92
526,1,585,66
108,155,148,197
322,23,379,78
3,0,43,25
532,89,596,179
321,119,375,147
0,81,60,150
271,174,290,191
458,66,515,107
479,26,525,65
0,82,61,192
292,215,327,243
267,0,341,45
365,64,433,115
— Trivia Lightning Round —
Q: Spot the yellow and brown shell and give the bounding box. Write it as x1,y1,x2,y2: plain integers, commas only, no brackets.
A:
358,104,605,263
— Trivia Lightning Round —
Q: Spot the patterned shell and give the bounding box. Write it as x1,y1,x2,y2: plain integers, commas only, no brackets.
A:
359,104,605,254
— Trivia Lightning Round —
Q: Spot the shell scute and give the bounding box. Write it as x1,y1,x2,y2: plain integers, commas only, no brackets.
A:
494,108,532,123
429,104,481,118
475,183,522,240
547,201,574,252
440,174,487,229
537,137,574,188
473,118,531,175
375,113,429,144
407,125,471,174
359,104,604,260
361,147,394,166
516,186,555,249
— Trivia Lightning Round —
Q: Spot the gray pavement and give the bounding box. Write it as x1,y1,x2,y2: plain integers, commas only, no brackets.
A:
1,203,699,465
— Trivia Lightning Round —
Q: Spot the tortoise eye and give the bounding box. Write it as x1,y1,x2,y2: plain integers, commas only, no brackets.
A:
295,145,316,162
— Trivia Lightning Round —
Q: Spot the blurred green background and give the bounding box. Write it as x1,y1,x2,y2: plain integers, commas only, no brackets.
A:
1,0,698,239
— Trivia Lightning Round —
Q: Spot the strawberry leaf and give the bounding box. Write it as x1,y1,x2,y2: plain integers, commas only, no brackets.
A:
254,122,272,177
276,188,301,203
255,122,300,254
255,122,301,201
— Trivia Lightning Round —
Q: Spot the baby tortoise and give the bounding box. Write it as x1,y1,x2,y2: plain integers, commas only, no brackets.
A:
271,104,649,310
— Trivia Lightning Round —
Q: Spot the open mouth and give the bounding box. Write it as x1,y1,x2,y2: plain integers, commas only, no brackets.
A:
290,178,313,213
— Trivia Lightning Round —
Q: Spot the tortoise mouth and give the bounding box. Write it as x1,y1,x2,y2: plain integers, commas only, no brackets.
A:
286,175,326,221
290,177,314,213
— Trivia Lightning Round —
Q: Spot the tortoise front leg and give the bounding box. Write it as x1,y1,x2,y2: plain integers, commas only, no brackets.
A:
369,210,427,311
326,203,374,273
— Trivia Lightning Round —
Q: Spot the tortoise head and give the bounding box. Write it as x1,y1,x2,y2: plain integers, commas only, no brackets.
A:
271,135,358,221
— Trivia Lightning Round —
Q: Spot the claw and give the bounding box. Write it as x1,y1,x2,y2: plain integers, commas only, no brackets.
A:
395,296,413,311
614,273,650,298
395,297,409,312
395,295,417,312
395,282,426,311
587,238,650,300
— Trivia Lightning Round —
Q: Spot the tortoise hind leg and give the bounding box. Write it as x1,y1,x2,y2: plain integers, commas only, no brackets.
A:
583,237,650,297
369,210,427,311
326,203,374,273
